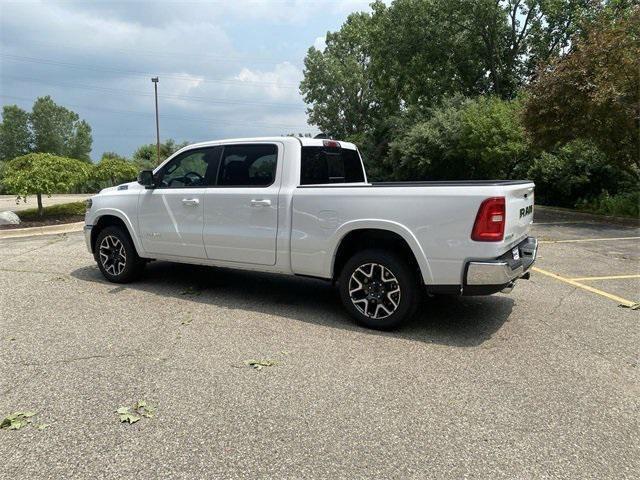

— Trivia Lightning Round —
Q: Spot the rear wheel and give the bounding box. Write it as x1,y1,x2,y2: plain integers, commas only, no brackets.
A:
94,226,144,283
338,249,419,330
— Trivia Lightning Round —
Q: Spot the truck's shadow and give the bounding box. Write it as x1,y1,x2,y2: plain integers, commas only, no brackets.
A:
71,261,514,347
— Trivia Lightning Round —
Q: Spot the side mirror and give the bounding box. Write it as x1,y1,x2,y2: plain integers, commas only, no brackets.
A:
137,170,155,188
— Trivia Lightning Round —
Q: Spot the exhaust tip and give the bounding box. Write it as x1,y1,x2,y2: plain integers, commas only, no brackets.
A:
501,282,515,294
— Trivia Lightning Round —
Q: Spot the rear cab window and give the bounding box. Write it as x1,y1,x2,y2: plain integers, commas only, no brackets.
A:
300,146,366,185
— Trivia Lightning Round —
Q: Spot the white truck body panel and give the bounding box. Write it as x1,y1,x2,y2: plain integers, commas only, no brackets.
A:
85,136,535,289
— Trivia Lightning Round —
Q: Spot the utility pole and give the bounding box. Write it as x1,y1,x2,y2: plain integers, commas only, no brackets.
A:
151,77,160,164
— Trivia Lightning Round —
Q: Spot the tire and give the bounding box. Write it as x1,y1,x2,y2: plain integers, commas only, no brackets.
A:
338,249,420,330
94,225,144,283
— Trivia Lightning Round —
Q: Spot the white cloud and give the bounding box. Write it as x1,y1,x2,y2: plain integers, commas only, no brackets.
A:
313,35,327,52
44,0,377,26
234,62,302,101
0,0,366,156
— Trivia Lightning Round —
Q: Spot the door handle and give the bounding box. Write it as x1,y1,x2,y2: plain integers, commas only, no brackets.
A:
250,199,271,207
182,198,200,206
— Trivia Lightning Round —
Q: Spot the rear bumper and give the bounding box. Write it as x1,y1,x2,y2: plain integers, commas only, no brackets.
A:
463,237,537,295
84,225,93,253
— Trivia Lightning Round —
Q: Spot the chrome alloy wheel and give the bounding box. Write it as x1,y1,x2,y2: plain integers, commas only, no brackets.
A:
99,235,127,276
348,263,401,319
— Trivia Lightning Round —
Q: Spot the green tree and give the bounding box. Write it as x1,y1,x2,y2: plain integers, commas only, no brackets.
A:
300,0,596,163
440,0,594,99
367,0,489,115
0,105,32,162
100,151,128,162
68,120,93,161
2,153,90,216
93,155,138,187
29,96,93,161
523,6,640,174
300,12,380,139
132,138,188,169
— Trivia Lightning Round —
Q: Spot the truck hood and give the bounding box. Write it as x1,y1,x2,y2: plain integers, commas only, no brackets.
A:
98,181,143,195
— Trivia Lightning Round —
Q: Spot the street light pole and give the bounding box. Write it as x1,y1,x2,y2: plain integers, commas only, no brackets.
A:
151,77,160,164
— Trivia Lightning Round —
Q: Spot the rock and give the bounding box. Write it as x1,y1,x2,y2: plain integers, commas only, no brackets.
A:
0,211,20,225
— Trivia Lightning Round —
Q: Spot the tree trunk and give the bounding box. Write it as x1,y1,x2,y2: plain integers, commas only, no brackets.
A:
37,193,43,217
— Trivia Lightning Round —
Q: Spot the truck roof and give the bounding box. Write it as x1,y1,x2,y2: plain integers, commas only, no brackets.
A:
185,136,358,150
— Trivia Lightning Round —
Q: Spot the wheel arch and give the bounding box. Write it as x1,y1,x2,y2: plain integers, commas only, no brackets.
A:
90,210,142,256
330,221,433,284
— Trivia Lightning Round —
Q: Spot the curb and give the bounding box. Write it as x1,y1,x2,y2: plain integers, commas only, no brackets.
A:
0,221,84,239
536,205,640,227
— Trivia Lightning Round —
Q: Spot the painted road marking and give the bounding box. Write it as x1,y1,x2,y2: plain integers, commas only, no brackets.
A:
532,267,637,308
539,236,640,244
570,274,640,282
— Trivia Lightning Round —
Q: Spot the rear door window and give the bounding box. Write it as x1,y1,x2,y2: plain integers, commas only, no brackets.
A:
217,144,278,187
300,147,365,185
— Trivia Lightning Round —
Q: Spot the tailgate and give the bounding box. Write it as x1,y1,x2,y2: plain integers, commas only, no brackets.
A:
505,183,535,243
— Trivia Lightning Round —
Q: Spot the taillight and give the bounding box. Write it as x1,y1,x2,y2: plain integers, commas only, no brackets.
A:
323,140,341,148
471,197,505,242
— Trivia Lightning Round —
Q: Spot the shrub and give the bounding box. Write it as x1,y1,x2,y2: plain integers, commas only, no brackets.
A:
526,140,626,208
577,192,640,218
388,96,530,180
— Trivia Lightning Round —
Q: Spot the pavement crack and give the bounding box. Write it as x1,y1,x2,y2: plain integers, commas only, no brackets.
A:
0,236,67,265
0,267,68,275
17,352,145,367
535,289,635,375
548,288,575,318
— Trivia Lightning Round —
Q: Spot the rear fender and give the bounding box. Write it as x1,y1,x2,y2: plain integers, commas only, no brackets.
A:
328,219,434,284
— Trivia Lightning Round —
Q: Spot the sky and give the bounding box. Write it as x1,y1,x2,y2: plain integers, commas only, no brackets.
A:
0,0,376,160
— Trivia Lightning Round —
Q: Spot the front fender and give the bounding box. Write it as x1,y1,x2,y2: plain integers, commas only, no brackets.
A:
90,207,145,256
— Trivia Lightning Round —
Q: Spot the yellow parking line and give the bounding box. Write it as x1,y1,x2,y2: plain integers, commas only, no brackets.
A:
539,236,640,244
570,274,640,281
532,267,637,307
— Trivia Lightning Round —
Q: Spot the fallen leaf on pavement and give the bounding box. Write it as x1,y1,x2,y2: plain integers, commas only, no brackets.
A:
116,401,157,423
1,411,38,430
245,359,277,371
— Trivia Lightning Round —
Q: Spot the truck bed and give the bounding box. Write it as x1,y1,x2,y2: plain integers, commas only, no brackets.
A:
299,180,533,188
291,180,535,285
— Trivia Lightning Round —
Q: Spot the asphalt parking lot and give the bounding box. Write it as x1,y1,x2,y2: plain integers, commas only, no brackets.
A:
1,207,638,479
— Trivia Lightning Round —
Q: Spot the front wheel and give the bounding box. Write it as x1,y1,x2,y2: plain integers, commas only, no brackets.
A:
94,226,144,283
338,249,420,330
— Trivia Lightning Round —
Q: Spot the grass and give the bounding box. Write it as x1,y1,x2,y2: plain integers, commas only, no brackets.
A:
18,201,86,220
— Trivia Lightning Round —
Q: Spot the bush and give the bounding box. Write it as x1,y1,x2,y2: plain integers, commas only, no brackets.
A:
577,192,640,218
526,140,628,208
388,96,530,180
18,201,87,220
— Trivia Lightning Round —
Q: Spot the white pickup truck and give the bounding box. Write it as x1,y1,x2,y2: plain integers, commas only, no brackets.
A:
84,136,537,329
